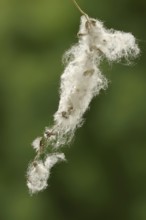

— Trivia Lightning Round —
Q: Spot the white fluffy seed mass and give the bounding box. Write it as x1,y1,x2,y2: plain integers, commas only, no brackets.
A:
52,15,139,147
32,137,42,152
27,15,140,194
27,153,65,194
27,161,49,194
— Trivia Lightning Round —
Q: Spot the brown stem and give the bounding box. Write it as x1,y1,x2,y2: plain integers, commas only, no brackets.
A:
71,0,89,21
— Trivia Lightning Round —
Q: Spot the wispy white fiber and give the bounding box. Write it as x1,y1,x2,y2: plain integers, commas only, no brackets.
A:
27,15,140,194
44,153,66,169
32,137,42,152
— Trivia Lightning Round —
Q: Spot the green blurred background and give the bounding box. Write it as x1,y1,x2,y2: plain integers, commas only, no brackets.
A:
0,0,146,219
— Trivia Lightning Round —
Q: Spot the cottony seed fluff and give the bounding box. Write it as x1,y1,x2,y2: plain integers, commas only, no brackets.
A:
27,15,140,194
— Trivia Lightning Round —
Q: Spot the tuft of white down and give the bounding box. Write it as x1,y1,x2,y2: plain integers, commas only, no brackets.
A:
27,161,49,194
53,50,107,146
52,15,139,147
32,137,42,152
27,153,65,194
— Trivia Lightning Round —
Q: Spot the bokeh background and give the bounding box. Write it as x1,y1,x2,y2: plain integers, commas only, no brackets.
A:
0,0,146,219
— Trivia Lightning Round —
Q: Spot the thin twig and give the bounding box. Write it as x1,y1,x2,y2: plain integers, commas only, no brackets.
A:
71,0,89,21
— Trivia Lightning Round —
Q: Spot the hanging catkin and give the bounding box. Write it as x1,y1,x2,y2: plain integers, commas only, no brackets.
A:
27,14,140,194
